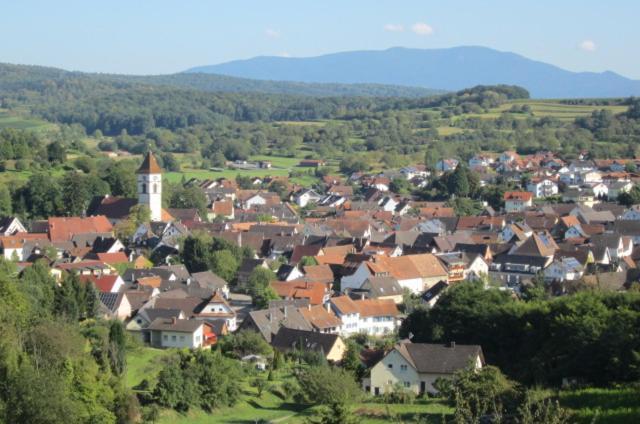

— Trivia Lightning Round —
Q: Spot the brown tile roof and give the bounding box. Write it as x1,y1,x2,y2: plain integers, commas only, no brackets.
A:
299,304,341,329
137,151,162,174
96,252,129,265
504,191,533,202
330,295,359,315
302,264,334,283
271,280,328,305
356,298,399,317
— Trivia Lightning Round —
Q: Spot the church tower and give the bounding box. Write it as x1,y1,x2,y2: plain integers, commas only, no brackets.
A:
137,151,163,222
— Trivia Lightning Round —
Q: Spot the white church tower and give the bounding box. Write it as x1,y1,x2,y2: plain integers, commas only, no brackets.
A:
137,151,163,222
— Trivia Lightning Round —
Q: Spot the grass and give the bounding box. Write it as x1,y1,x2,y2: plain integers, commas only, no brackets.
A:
125,346,172,388
559,386,640,424
0,109,56,131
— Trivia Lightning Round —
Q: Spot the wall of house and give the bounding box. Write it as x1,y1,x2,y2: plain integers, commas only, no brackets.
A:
369,349,421,394
398,277,424,294
326,339,347,362
157,328,203,349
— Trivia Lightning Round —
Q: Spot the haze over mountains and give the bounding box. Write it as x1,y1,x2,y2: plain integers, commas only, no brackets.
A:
186,46,640,99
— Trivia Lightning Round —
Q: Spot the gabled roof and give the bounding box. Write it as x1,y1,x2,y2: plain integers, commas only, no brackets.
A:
147,318,203,333
272,327,341,355
299,304,341,330
48,216,113,242
395,342,484,374
137,151,162,174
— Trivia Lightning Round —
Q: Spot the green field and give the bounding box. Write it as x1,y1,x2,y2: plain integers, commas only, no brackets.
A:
560,386,640,424
0,109,56,131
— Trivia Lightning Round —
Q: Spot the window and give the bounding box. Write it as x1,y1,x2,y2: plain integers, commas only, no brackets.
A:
153,183,158,194
171,335,176,341
404,381,410,388
141,183,147,194
163,335,168,341
400,365,408,371
387,364,393,369
179,335,185,341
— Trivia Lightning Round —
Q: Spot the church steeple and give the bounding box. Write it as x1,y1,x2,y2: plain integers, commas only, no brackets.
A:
137,151,163,222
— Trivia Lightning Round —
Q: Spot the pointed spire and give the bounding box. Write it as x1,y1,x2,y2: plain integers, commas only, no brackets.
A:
137,151,162,174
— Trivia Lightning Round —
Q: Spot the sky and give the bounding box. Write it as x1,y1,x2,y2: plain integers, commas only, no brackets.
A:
1,0,638,78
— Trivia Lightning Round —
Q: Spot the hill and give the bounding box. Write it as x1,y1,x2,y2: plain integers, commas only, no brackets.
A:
0,62,440,98
186,46,640,99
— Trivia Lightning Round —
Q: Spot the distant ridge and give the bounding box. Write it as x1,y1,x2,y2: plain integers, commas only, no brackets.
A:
0,62,440,98
186,46,640,98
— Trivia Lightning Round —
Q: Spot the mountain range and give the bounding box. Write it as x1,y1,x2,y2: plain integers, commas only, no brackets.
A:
186,46,640,99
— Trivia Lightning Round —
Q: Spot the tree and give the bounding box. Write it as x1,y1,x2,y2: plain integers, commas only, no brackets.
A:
103,161,137,197
23,173,62,218
0,185,12,216
208,250,238,282
129,204,151,226
46,141,66,164
108,320,127,375
342,341,365,382
296,366,362,405
218,330,272,358
61,172,90,216
247,267,278,307
618,185,640,206
169,185,208,217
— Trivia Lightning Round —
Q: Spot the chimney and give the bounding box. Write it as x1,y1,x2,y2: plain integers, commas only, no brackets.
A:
283,306,288,318
325,302,331,313
360,292,365,300
450,341,456,349
171,317,177,325
307,304,311,311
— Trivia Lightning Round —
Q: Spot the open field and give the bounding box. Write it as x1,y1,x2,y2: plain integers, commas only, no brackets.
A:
0,109,56,131
559,386,640,424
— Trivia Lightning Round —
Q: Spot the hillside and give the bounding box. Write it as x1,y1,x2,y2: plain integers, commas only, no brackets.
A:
186,46,640,99
0,62,440,98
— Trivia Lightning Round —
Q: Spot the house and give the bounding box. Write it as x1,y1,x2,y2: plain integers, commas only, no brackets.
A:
526,178,558,198
330,296,400,336
504,192,533,213
468,154,494,168
543,256,584,282
358,276,404,304
147,318,217,349
499,151,519,163
421,281,448,308
195,292,237,331
341,254,449,294
242,306,313,343
365,341,484,395
436,252,488,283
607,181,633,200
209,200,235,220
435,159,459,172
80,274,125,293
47,216,113,242
126,308,185,342
271,327,346,362
298,159,326,168
294,189,322,208
0,217,27,236
99,292,132,320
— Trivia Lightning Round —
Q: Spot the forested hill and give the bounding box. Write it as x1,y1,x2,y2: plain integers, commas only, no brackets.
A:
0,62,441,98
187,46,640,99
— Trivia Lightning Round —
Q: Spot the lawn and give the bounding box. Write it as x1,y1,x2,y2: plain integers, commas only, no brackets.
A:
559,386,640,424
126,346,172,388
0,109,56,131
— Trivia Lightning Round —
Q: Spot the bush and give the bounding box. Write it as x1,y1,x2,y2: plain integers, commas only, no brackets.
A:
382,383,416,404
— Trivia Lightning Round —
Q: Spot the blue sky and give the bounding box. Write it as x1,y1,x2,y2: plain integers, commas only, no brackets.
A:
1,0,638,78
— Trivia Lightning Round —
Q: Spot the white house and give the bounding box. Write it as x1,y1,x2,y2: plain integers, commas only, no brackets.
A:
365,342,484,395
195,292,238,331
468,154,494,168
544,257,584,282
526,178,558,198
378,196,398,212
341,254,448,294
606,181,633,200
0,217,27,236
504,191,533,213
294,189,323,208
148,318,216,349
330,296,400,337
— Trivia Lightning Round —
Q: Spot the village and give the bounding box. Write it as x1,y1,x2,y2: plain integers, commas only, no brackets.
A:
0,147,639,402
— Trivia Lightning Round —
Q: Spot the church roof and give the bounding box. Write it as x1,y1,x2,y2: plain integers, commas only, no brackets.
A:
137,152,162,174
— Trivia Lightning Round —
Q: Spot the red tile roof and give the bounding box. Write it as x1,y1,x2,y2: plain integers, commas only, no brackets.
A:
48,216,113,242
